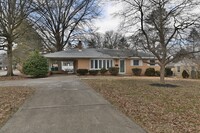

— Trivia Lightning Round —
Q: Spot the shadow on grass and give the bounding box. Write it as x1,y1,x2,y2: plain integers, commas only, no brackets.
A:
150,83,179,88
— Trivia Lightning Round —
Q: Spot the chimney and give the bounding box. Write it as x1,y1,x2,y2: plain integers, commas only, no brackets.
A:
77,41,83,50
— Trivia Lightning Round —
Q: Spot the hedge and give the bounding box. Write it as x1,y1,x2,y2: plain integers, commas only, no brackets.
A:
89,70,99,75
145,68,155,76
132,68,142,76
100,68,108,75
77,69,88,75
108,67,119,76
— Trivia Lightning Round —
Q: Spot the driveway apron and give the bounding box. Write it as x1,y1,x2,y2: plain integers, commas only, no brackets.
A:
0,75,146,133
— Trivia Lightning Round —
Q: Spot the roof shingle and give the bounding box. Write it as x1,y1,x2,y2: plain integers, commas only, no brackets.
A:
44,48,154,59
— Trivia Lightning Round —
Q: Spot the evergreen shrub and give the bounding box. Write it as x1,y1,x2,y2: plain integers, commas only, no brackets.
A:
145,68,155,76
77,69,88,75
23,51,48,78
100,68,108,75
182,70,189,78
108,67,119,76
132,68,142,76
89,70,99,75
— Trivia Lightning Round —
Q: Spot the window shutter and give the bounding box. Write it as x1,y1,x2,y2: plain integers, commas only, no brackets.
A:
130,60,133,66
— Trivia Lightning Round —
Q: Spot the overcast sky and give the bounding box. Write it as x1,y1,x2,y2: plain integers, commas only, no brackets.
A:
94,2,122,33
94,1,200,34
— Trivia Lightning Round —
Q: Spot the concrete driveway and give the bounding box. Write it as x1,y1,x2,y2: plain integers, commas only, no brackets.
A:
0,75,147,133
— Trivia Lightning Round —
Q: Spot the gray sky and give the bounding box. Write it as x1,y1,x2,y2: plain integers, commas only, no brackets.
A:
94,2,122,33
94,1,200,34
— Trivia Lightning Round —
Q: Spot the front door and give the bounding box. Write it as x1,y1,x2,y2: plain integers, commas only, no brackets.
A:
119,59,125,74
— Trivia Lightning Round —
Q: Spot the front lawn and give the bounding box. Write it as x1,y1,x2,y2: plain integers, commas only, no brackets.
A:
0,87,34,127
83,77,200,133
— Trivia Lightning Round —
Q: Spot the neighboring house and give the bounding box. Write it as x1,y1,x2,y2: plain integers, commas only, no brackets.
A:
167,58,198,78
44,48,160,75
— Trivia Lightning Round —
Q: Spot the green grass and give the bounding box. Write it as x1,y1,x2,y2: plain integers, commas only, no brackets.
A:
83,77,200,133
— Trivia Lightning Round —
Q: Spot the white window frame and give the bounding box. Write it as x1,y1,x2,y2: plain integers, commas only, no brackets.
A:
90,59,113,70
149,59,155,66
133,60,139,66
147,59,159,66
131,59,143,66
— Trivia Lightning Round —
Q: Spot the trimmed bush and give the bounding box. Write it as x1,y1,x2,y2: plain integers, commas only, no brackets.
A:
23,51,48,78
108,67,119,76
145,68,155,76
77,69,88,75
89,70,99,75
155,71,160,76
182,70,189,78
165,68,173,77
132,68,142,76
100,68,108,75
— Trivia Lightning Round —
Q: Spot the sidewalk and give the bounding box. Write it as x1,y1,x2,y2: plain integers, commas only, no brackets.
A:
0,76,147,133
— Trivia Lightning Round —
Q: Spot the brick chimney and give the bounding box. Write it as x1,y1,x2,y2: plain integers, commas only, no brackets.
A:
77,41,83,50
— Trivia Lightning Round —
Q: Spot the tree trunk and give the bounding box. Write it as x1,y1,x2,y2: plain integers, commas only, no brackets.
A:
56,41,63,71
160,64,165,84
6,43,14,76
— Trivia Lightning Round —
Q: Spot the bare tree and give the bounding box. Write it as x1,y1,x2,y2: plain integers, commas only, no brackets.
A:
103,30,129,49
119,36,130,49
187,28,200,51
0,0,33,76
187,28,200,74
118,0,200,83
86,30,130,49
32,0,101,52
103,31,122,49
87,32,104,48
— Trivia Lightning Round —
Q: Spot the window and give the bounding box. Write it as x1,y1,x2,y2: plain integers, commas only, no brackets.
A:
63,62,72,66
91,60,94,69
99,60,102,69
107,60,110,68
177,66,180,72
90,59,113,70
133,60,139,66
150,60,155,66
63,62,67,66
103,60,106,68
95,60,98,69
